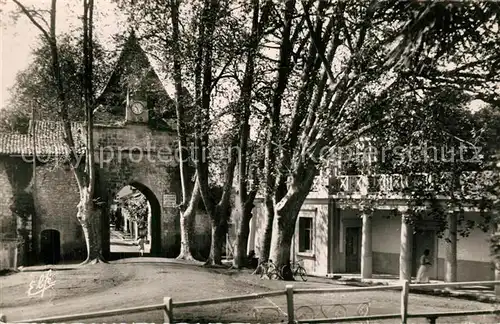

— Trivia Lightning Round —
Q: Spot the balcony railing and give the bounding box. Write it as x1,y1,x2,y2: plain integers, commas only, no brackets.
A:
329,171,497,198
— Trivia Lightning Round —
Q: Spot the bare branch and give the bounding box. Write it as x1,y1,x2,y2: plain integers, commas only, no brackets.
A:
301,1,336,88
12,0,52,43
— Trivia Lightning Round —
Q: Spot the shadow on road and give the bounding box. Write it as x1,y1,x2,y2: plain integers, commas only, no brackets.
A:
110,241,137,246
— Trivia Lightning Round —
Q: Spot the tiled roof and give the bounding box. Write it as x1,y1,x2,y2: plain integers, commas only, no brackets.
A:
0,120,87,156
0,133,32,156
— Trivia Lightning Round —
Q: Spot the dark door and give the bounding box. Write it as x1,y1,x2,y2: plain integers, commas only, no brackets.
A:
40,229,61,264
345,227,361,273
412,230,435,277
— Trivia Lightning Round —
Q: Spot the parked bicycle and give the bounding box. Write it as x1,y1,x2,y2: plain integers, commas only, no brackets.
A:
282,259,307,281
255,259,307,281
255,260,283,280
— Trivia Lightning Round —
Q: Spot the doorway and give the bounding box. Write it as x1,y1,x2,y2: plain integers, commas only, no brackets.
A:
345,227,361,273
40,229,61,264
108,182,162,258
412,230,436,278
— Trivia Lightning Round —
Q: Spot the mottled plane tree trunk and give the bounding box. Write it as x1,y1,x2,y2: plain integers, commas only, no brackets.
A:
192,0,238,266
13,0,104,264
169,0,203,261
231,0,271,269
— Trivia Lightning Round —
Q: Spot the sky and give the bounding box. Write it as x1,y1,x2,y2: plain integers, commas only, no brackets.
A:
0,1,490,115
0,0,127,110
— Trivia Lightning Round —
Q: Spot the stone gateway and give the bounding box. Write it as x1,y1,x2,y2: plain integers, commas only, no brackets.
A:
0,32,205,265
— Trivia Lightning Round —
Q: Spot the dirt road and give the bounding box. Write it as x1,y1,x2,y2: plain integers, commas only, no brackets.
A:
1,258,498,323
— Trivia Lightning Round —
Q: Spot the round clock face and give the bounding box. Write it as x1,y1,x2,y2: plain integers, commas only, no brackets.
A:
131,101,145,115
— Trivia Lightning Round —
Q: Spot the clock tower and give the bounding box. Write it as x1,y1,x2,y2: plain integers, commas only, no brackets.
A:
126,97,149,123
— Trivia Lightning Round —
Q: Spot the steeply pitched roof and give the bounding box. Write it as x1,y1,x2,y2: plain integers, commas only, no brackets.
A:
0,120,86,156
96,31,176,103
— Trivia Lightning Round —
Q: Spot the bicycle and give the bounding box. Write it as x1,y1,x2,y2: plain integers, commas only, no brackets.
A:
255,260,283,280
284,259,307,281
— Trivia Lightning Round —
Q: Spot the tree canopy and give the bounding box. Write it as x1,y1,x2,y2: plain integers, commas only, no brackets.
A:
0,33,113,133
121,193,149,230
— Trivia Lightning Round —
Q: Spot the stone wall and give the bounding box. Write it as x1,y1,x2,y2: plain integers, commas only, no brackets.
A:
0,158,17,240
34,163,85,261
0,157,36,265
0,156,84,265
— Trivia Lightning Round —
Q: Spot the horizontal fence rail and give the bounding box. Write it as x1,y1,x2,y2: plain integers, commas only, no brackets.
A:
9,303,165,323
408,309,500,318
5,280,500,324
293,284,402,295
410,280,500,288
407,309,500,324
295,313,402,323
173,290,285,308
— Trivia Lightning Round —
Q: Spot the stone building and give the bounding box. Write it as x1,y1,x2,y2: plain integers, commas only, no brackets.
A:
250,169,497,282
0,32,210,267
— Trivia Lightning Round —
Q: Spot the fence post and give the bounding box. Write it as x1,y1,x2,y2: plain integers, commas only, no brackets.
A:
400,280,409,324
286,285,295,324
163,297,173,323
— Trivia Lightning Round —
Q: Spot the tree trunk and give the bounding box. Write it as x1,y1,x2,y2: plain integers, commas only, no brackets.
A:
177,178,202,261
232,0,268,270
269,224,293,267
269,166,317,274
269,206,295,281
13,0,102,266
233,205,252,268
177,207,198,260
177,209,196,260
78,190,105,264
206,216,225,265
260,0,295,264
260,198,274,263
269,206,295,263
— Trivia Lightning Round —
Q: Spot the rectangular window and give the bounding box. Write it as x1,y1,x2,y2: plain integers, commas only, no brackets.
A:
299,217,313,253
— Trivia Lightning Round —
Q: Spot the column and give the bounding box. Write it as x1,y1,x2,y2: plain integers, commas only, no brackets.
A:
247,213,256,254
496,266,500,297
399,209,413,281
444,211,457,282
329,201,341,273
361,210,373,279
495,222,500,297
124,213,128,232
147,207,152,243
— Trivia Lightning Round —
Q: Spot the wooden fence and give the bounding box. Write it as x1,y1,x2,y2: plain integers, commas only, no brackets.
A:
3,280,500,323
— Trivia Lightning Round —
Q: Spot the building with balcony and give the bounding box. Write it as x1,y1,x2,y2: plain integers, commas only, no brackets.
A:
251,169,497,282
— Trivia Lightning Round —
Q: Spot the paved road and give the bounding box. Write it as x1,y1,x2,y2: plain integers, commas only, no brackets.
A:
110,242,143,253
109,229,150,253
1,258,498,323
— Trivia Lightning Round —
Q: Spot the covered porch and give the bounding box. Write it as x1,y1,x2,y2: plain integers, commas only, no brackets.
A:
328,201,489,284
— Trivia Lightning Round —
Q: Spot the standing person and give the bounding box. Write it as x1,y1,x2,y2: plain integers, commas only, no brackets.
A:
416,249,432,283
137,236,145,257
